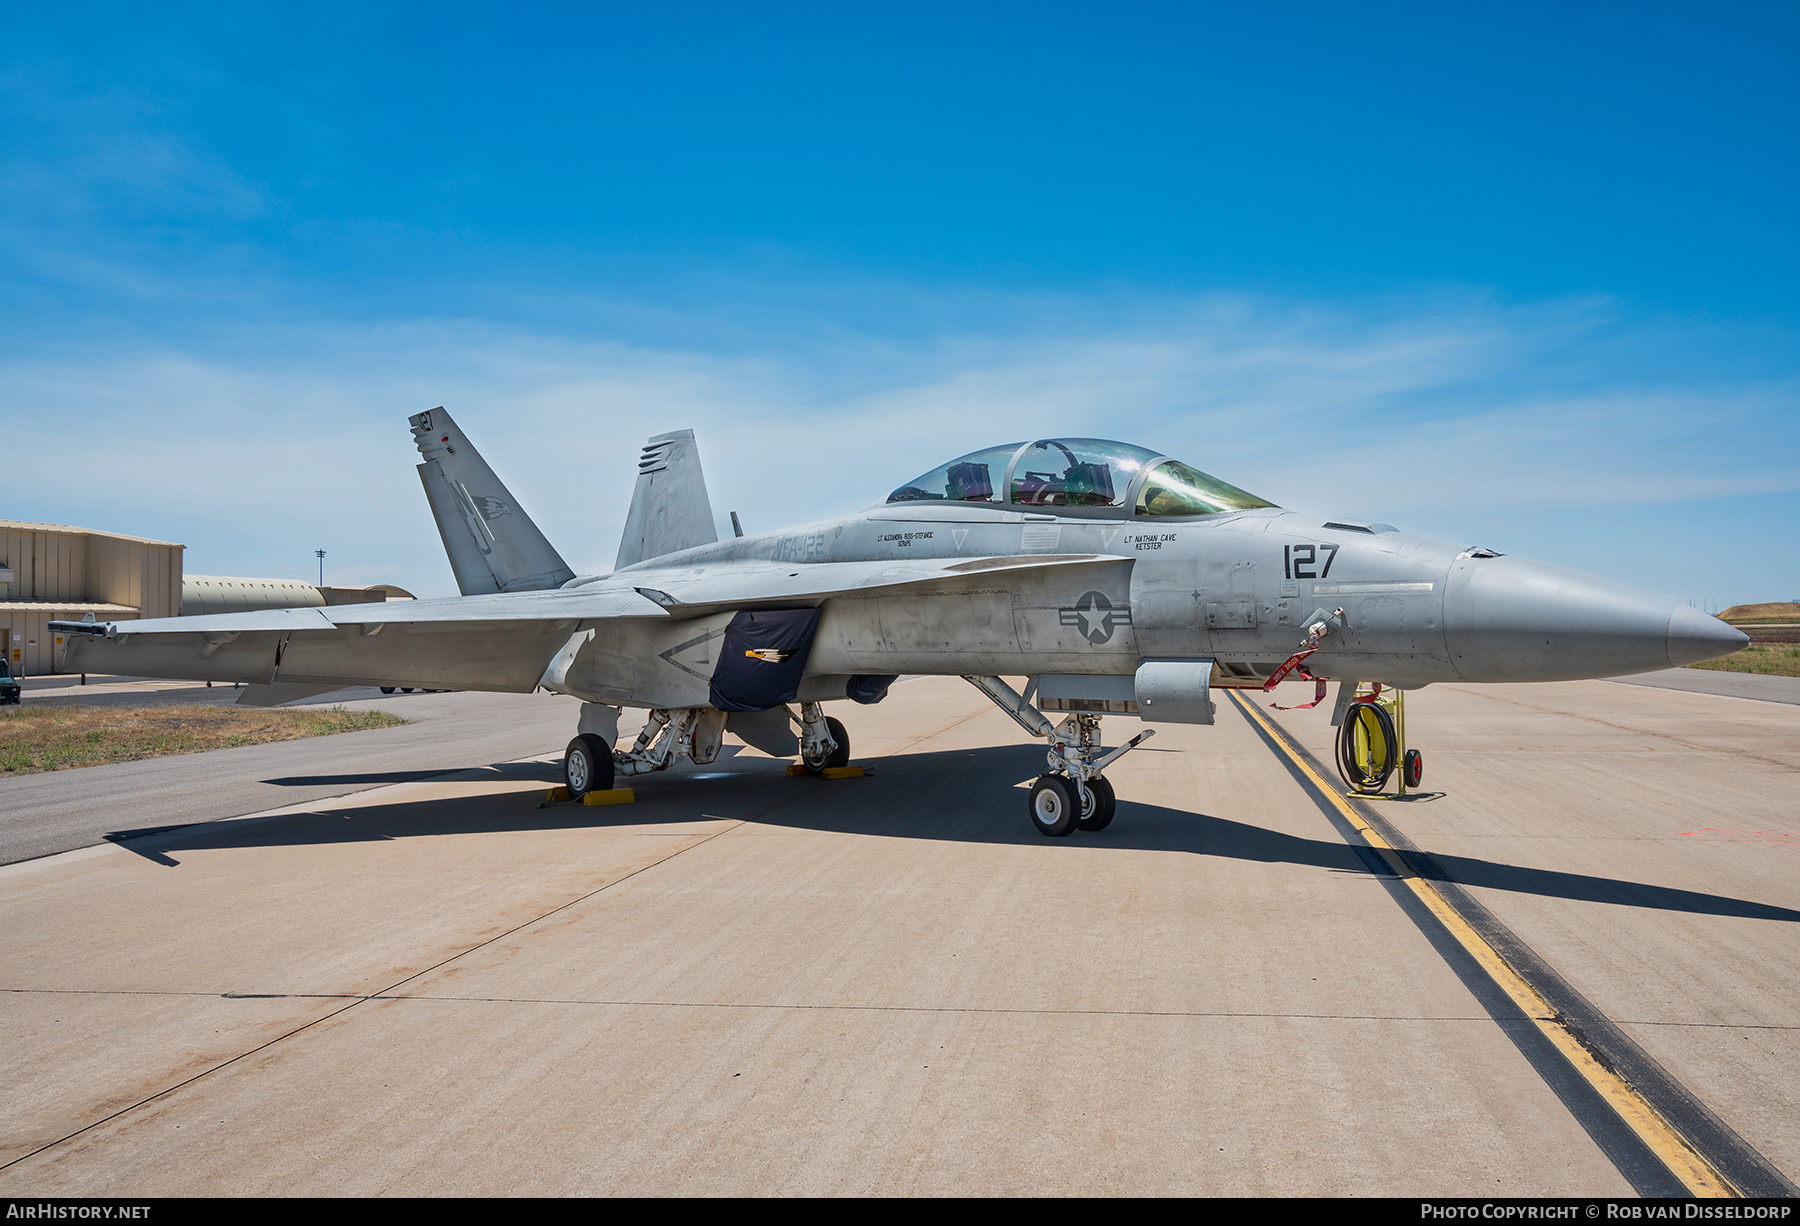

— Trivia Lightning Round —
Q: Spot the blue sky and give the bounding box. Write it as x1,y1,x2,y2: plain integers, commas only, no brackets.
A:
3,2,1796,606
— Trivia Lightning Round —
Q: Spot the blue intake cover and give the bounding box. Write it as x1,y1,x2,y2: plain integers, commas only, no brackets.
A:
708,608,821,712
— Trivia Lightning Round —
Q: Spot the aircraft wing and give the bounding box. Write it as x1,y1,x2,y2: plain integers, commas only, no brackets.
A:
61,586,667,638
54,587,671,695
625,553,1125,616
55,553,1132,699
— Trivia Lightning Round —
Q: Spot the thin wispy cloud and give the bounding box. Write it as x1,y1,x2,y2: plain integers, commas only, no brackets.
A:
4,292,1791,603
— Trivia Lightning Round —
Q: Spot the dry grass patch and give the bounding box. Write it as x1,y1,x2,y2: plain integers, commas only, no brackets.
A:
1688,644,1800,679
0,705,408,776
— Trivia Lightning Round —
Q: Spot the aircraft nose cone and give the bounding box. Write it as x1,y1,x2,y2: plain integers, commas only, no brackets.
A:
1443,554,1693,682
1666,605,1750,668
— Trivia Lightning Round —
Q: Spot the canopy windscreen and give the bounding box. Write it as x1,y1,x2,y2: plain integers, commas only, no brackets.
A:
887,438,1274,517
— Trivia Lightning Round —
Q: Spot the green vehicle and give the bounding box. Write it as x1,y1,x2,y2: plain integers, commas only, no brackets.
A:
0,658,18,705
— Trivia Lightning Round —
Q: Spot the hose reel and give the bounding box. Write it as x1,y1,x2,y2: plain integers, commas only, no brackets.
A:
1268,610,1425,798
1334,683,1423,795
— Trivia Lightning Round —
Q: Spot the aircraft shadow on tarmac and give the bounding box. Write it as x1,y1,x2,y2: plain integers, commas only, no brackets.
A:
258,761,563,788
104,744,1800,925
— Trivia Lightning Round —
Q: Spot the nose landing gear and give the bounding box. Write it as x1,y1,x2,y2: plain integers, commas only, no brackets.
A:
964,676,1151,838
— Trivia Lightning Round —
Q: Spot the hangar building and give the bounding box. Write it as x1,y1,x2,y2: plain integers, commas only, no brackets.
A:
2,521,414,676
181,577,413,614
1,520,183,676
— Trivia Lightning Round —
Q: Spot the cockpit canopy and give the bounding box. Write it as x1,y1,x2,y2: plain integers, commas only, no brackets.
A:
887,438,1275,517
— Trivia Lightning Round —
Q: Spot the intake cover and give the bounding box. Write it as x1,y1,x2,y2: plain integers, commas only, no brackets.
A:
708,608,821,712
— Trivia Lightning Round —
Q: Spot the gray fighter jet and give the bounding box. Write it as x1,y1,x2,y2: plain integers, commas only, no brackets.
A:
56,410,1748,836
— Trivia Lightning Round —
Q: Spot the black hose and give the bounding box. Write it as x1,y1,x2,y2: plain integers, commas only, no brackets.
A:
1336,700,1398,794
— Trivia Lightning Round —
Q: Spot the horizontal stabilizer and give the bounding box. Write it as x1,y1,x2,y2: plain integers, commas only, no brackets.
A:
236,682,346,707
411,408,575,595
727,708,799,757
616,430,718,570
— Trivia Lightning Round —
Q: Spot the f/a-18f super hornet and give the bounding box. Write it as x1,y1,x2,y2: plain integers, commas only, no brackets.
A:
57,411,1749,836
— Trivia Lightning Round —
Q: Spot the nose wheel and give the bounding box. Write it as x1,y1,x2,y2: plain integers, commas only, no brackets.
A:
1076,776,1116,831
1027,773,1121,835
1029,775,1078,837
1026,773,1119,836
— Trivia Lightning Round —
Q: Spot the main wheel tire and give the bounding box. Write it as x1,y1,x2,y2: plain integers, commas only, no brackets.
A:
802,716,850,776
1076,776,1117,832
380,687,395,694
400,687,415,693
1028,774,1079,837
564,733,615,799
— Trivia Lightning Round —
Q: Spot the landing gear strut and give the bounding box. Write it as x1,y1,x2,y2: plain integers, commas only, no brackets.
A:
554,701,849,802
606,707,729,778
964,676,1152,838
798,703,849,775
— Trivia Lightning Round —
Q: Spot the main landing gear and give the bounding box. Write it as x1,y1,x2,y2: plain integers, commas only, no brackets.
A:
562,704,804,800
964,676,1151,838
798,702,849,775
564,733,616,797
558,702,854,801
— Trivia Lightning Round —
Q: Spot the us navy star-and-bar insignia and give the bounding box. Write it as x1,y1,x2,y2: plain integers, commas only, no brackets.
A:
1059,590,1133,645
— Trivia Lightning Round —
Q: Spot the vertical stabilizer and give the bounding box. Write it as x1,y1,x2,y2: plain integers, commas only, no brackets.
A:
615,429,718,569
410,408,575,595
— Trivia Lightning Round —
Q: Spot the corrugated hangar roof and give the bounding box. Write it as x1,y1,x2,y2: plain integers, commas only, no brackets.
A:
0,602,142,614
0,519,182,548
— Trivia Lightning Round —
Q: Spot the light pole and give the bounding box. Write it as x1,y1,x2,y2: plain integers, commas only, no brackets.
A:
316,549,326,586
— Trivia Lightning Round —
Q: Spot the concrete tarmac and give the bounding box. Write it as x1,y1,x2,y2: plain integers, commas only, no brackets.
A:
0,687,584,866
1607,667,1800,706
1259,679,1800,1190
0,676,1794,1195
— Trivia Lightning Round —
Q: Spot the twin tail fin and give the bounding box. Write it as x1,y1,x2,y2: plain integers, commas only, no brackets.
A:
410,412,718,587
615,429,719,569
410,408,575,595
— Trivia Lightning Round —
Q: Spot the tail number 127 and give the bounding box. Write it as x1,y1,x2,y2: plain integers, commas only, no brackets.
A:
1284,544,1339,580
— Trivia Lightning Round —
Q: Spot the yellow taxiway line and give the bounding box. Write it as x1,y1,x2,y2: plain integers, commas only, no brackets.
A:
1228,689,1737,1199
